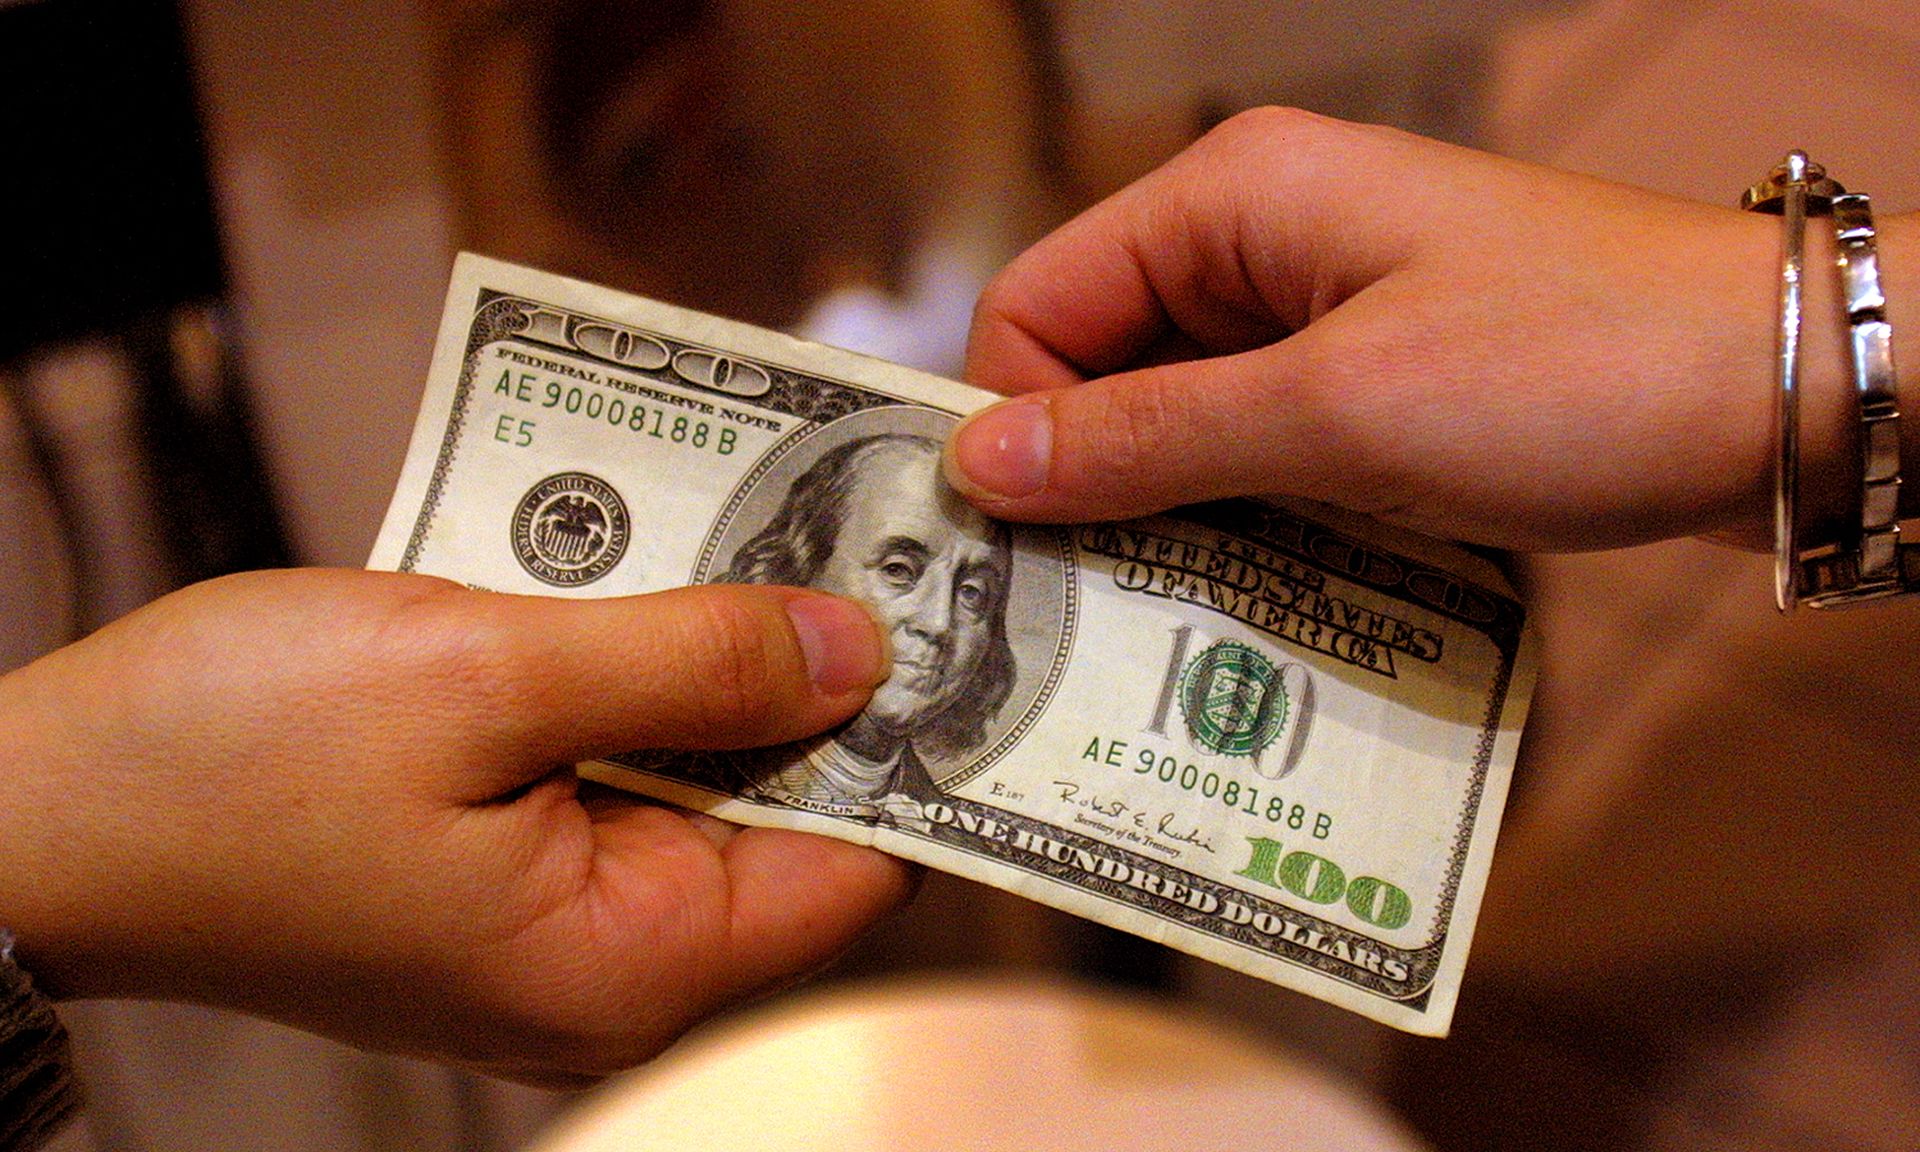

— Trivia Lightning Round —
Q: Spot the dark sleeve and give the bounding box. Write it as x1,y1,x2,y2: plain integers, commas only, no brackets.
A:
0,939,78,1152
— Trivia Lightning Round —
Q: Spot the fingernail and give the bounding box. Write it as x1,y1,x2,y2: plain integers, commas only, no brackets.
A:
785,593,889,695
946,398,1052,501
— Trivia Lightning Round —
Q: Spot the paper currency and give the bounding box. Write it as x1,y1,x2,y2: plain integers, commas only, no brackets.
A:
370,253,1534,1035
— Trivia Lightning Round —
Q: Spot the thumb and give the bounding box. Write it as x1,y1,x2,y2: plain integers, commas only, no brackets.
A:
390,580,893,797
943,336,1369,524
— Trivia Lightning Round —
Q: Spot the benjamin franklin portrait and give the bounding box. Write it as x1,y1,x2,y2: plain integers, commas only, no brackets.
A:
720,427,1019,820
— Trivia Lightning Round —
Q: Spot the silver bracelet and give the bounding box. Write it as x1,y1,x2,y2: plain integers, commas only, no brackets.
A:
1743,155,1914,609
1795,190,1919,605
1743,152,1838,610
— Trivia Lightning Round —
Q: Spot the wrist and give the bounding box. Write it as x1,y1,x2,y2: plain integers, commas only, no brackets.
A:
1689,209,1842,551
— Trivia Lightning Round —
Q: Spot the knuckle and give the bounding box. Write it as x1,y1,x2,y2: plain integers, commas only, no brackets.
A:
1070,377,1179,482
1199,105,1329,156
967,262,1068,387
1191,106,1385,193
970,270,1018,331
369,581,540,716
679,592,788,730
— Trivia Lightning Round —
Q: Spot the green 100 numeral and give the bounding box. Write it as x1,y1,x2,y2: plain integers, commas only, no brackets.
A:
1235,836,1413,930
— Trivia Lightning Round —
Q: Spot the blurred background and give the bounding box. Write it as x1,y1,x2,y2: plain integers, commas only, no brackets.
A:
5,0,1920,1149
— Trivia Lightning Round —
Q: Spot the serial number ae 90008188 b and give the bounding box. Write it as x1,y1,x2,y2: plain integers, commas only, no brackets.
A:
490,366,743,456
1081,735,1334,839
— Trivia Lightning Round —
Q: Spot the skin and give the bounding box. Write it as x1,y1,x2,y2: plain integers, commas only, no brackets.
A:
948,107,1919,553
811,441,1008,759
0,569,913,1089
948,109,1920,1139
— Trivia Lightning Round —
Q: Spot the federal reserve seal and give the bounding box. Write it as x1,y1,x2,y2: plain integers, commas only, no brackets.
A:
1179,640,1289,758
511,472,630,586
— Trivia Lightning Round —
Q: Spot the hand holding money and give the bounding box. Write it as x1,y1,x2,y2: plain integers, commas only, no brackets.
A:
372,253,1535,1034
0,568,912,1086
954,107,1904,552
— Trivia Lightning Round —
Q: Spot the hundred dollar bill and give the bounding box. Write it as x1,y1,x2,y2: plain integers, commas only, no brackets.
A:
370,253,1534,1035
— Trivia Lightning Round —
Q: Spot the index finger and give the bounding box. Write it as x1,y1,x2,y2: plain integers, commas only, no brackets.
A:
963,107,1404,398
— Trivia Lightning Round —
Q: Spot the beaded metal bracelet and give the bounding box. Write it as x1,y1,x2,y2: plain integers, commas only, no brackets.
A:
1743,154,1913,609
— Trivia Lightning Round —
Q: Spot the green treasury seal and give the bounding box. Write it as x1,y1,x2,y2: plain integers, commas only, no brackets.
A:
1179,640,1288,757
